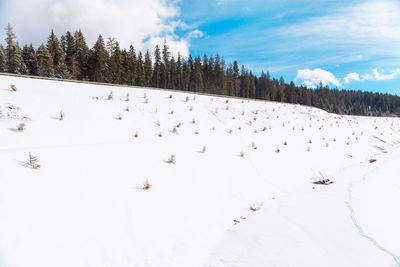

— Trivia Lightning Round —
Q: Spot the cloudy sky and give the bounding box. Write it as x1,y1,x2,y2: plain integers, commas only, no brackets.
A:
0,0,399,94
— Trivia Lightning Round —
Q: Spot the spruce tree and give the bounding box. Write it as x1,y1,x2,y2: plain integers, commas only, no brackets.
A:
162,40,171,88
128,45,137,85
0,44,6,72
144,49,153,87
4,24,22,74
110,42,122,83
136,51,144,86
64,31,79,78
36,44,54,77
153,45,161,88
22,45,37,75
74,30,89,80
90,35,108,82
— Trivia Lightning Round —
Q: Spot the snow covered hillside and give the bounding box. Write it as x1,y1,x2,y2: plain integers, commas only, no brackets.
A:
1,74,400,267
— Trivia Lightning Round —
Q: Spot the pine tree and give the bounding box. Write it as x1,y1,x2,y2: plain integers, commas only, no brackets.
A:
128,45,137,85
36,44,54,77
64,31,79,78
192,56,203,92
176,52,183,90
153,45,162,88
144,49,153,87
0,44,5,72
74,30,89,80
136,51,144,86
110,42,122,83
90,35,108,82
22,44,38,75
47,30,63,68
4,24,22,74
162,40,170,88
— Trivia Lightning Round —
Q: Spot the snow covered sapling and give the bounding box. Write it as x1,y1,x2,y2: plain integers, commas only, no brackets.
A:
142,180,151,190
126,93,130,101
117,114,122,120
169,94,173,99
275,147,280,153
167,154,176,164
240,151,245,158
107,91,113,100
176,122,181,128
10,84,17,91
185,96,189,102
158,132,163,138
28,152,40,169
172,127,178,134
201,146,206,153
134,131,139,138
59,110,64,120
252,142,257,150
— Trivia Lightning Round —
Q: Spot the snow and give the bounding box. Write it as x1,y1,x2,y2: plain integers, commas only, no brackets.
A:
0,74,400,267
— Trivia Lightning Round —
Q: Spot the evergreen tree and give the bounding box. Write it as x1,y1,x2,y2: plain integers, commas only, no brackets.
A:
144,49,153,87
0,44,5,71
64,31,79,78
90,35,108,82
127,45,137,85
192,56,203,92
110,41,122,83
4,24,22,73
153,45,162,88
22,44,38,75
136,51,144,86
36,44,54,77
74,30,89,80
162,40,171,88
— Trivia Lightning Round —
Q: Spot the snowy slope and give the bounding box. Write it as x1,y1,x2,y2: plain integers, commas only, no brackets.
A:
0,74,400,267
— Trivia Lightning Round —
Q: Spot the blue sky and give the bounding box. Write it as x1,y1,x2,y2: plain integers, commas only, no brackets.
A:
177,0,400,95
0,0,399,94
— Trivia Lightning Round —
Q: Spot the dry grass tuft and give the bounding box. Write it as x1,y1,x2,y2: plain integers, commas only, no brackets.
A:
17,123,26,132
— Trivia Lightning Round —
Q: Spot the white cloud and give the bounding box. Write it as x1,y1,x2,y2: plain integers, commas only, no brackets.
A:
186,29,204,39
0,0,198,57
277,0,400,59
296,68,341,88
344,72,361,84
371,68,400,81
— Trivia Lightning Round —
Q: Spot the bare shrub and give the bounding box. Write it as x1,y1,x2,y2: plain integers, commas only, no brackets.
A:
59,110,64,120
142,179,151,190
17,123,26,132
252,142,257,150
28,152,40,169
134,131,139,138
191,119,196,124
158,132,163,138
283,141,287,146
169,94,173,99
167,154,176,164
172,127,178,134
117,114,122,120
240,151,245,158
275,147,280,153
176,122,181,128
10,84,17,91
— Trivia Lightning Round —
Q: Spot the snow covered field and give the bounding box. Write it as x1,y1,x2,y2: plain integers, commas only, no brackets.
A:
0,74,399,267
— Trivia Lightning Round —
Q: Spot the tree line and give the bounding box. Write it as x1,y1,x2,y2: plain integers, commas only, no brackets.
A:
0,24,399,116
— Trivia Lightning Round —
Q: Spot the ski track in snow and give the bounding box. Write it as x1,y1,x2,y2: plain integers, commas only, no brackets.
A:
345,149,400,266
